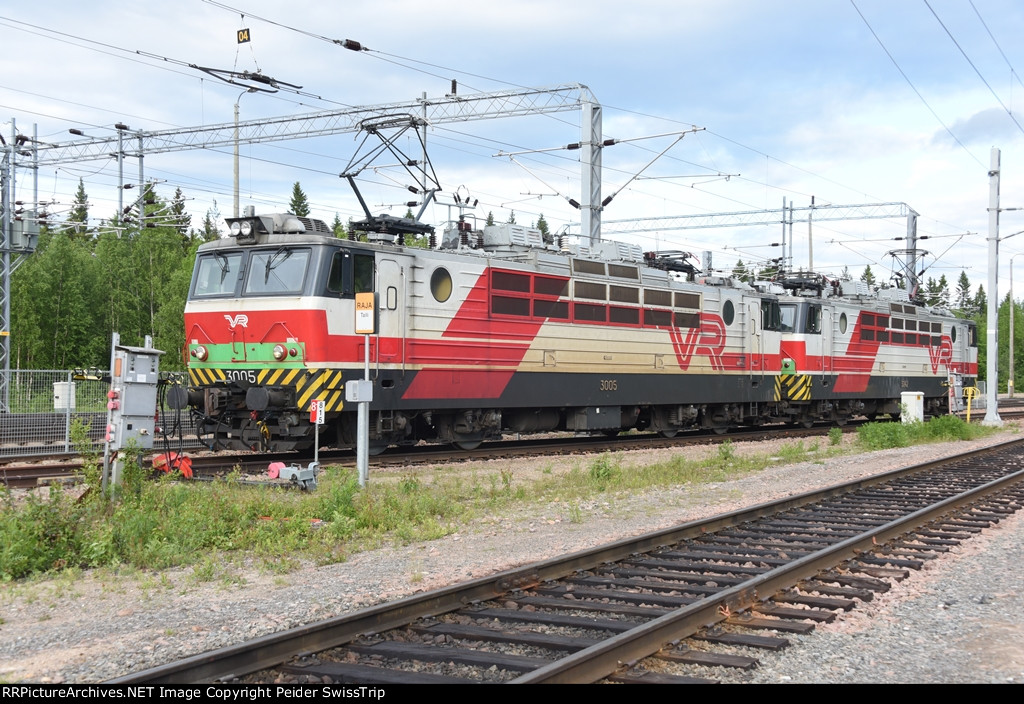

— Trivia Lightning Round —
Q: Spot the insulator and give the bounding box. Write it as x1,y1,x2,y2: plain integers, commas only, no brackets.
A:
429,232,436,248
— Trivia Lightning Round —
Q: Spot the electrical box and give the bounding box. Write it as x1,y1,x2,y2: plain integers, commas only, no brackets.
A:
345,379,374,403
107,342,164,450
53,381,76,412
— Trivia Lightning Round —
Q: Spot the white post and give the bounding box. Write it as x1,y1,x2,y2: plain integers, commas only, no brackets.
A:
358,333,369,486
984,147,1003,425
1012,257,1017,398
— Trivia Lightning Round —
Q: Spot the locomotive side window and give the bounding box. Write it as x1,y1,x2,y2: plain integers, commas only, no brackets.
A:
722,300,735,326
805,304,822,333
327,250,375,298
431,267,453,302
353,254,374,294
327,251,347,294
193,251,244,297
760,299,781,331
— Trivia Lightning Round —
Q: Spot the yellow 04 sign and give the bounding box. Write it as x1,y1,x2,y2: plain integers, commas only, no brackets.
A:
355,292,376,334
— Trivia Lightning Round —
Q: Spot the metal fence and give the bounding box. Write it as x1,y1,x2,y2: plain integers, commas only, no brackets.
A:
0,369,203,458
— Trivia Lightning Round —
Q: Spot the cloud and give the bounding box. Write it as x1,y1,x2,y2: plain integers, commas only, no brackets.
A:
936,107,1024,147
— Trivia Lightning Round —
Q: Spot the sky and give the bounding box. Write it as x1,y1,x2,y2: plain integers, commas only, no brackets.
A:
5,0,1024,298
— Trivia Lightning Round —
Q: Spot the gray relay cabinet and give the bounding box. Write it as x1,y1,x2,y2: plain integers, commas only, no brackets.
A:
104,333,164,489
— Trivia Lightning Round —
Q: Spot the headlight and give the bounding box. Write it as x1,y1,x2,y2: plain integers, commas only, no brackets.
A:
240,220,253,236
229,221,242,236
272,344,287,361
192,345,208,361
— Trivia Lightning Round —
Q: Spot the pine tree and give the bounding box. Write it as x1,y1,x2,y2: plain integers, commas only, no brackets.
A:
955,271,972,314
732,259,749,283
289,182,310,217
171,187,191,238
67,178,90,239
936,274,950,308
200,200,221,241
331,214,344,238
486,211,495,226
507,210,516,225
860,265,876,288
535,213,551,244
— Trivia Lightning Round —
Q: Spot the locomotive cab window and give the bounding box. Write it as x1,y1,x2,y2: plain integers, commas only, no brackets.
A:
244,247,311,296
326,250,375,298
761,299,782,331
779,303,796,332
805,304,822,333
192,251,244,298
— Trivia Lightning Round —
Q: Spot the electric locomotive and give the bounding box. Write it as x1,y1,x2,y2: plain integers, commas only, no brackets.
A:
172,207,977,453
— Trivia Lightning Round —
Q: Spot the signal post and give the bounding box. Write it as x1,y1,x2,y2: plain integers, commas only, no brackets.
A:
348,292,375,487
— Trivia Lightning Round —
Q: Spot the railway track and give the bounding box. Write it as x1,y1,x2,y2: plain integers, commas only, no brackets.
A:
108,437,1024,684
0,423,858,489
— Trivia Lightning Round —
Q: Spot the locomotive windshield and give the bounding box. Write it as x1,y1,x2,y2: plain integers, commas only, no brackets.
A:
190,247,312,298
245,248,310,295
193,252,244,298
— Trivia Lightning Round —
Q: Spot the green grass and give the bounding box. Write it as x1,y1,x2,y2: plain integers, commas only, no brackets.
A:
0,415,999,582
855,414,993,450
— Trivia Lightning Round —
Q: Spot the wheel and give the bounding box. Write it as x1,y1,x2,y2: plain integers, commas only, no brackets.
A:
712,424,729,435
367,443,388,456
659,429,679,438
452,439,483,451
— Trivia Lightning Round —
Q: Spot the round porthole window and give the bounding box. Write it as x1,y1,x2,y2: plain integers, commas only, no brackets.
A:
722,300,735,326
430,267,452,302
839,312,848,334
951,326,957,343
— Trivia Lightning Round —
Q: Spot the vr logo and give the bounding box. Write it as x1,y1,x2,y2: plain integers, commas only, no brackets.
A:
224,314,249,328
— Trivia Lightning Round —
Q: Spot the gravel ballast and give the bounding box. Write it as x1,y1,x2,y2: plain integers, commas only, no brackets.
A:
2,428,1023,684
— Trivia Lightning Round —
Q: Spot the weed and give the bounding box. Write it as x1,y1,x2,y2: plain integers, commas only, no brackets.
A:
589,454,619,482
717,440,735,462
828,427,843,446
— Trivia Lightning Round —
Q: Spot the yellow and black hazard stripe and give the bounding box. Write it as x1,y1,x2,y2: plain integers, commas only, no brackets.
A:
775,373,812,402
189,367,226,386
188,367,347,413
294,369,346,414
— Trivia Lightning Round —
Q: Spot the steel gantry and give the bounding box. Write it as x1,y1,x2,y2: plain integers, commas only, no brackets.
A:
572,201,923,294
